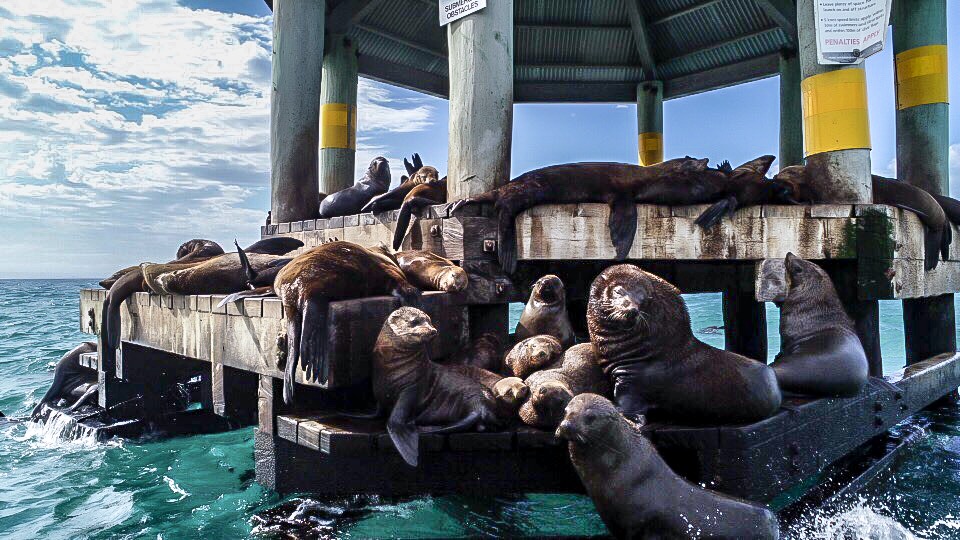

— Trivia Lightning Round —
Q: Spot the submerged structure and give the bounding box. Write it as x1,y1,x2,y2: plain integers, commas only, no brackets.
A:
69,0,958,515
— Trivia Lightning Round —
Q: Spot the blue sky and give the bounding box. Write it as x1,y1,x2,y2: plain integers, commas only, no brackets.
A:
0,1,958,278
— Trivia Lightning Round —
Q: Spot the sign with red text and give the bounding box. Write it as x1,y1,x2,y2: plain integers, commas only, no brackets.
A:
439,0,486,26
815,0,892,64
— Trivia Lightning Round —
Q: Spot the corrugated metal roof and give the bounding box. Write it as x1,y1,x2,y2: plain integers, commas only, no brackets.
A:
270,0,797,101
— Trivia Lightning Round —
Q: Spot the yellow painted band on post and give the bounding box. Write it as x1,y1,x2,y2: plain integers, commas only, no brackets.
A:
801,69,871,157
895,44,948,110
320,103,356,150
638,132,663,166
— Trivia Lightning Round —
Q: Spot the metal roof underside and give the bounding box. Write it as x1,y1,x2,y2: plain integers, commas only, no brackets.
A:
271,0,797,102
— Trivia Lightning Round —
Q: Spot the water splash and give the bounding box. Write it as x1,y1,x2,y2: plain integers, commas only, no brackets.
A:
786,498,924,540
11,406,106,450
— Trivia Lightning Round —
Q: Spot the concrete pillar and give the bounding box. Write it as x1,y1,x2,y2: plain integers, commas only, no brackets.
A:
270,0,324,223
636,81,663,166
893,0,955,365
778,49,803,168
320,34,359,196
796,0,872,203
446,0,514,200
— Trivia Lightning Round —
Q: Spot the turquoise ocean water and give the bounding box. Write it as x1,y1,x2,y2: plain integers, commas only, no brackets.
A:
1,279,959,539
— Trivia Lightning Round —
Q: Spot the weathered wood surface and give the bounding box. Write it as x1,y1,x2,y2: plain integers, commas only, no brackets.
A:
79,289,468,390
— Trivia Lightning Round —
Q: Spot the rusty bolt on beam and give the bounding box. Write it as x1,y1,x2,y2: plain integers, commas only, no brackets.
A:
483,239,497,253
430,225,442,238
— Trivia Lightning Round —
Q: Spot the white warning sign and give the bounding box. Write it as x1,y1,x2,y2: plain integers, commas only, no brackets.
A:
814,0,892,64
439,0,486,26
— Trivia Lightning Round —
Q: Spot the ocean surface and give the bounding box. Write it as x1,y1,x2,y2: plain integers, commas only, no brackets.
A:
1,279,959,539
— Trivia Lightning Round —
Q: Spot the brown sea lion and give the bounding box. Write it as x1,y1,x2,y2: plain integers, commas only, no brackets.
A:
373,307,500,466
391,178,448,249
361,154,440,213
394,249,467,293
518,343,609,429
319,157,391,218
32,342,99,419
503,335,563,379
771,253,868,397
587,264,781,424
557,394,780,540
141,252,285,295
276,241,421,403
99,239,225,289
933,194,960,226
515,275,575,348
444,332,503,373
444,364,529,418
450,156,782,273
773,165,951,271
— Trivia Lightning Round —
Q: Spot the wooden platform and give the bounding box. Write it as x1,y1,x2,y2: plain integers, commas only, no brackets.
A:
262,203,960,300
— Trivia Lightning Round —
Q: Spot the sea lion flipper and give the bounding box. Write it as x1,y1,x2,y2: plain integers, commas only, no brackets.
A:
217,286,275,309
387,385,420,467
413,153,423,170
392,199,416,250
941,223,952,261
923,227,941,271
418,411,482,434
695,195,738,229
299,299,329,384
234,240,257,288
404,158,415,176
608,199,638,261
282,317,301,405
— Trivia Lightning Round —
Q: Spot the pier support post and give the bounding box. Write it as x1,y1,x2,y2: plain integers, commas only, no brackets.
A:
778,49,803,168
723,286,767,363
446,0,513,200
320,34,359,196
636,81,664,166
270,0,325,223
796,0,873,203
893,0,956,366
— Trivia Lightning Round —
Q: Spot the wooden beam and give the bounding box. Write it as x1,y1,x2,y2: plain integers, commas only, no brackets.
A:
327,0,383,33
355,24,446,58
624,0,658,79
357,56,448,98
755,0,798,43
663,53,780,99
661,27,782,66
650,0,724,26
515,23,631,31
514,81,638,102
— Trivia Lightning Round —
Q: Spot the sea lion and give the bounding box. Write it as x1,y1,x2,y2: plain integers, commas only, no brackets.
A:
394,249,467,293
773,166,951,270
362,165,441,214
504,335,563,379
450,156,783,273
319,157,391,218
32,342,99,419
445,332,503,373
141,252,287,295
391,178,448,249
587,264,781,424
518,343,609,429
933,194,960,226
444,364,529,417
771,253,868,397
515,275,575,348
373,307,500,466
557,394,780,540
276,241,421,403
98,239,225,289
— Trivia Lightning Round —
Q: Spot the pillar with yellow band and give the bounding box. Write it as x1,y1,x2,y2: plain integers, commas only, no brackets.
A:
800,69,871,157
319,34,359,195
636,81,663,166
320,103,356,150
895,44,948,110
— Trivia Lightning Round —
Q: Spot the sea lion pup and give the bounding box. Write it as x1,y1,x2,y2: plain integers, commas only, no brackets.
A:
391,177,448,249
373,307,500,466
515,275,575,348
518,343,609,429
504,335,564,379
31,342,99,419
394,249,467,293
98,239,224,289
557,394,780,540
445,332,503,373
771,253,868,397
773,165,951,271
450,156,781,273
277,241,421,404
587,264,781,424
319,157,391,218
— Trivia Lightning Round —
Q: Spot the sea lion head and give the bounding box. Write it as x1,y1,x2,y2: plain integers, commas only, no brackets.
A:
655,156,710,176
772,165,818,204
556,393,639,447
363,156,391,188
176,239,224,261
411,165,440,185
492,377,529,409
520,378,575,428
730,155,776,181
784,252,835,305
386,307,438,350
435,265,469,293
530,274,566,307
504,335,563,378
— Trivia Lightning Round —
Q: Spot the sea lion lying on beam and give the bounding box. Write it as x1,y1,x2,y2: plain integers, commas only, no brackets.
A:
319,157,391,219
394,249,467,293
557,394,780,540
504,335,564,379
518,343,609,429
391,178,447,250
99,239,225,289
450,156,783,273
362,154,440,214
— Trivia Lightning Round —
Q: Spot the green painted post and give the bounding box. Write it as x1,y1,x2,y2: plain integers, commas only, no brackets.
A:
636,81,664,166
778,49,803,168
320,34,359,197
893,0,956,365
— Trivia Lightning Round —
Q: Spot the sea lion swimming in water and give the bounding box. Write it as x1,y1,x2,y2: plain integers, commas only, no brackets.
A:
515,275,575,348
275,241,421,404
372,307,500,466
391,178,448,250
450,156,783,273
772,165,951,271
518,343,609,429
771,253,868,397
319,157,391,219
394,249,467,293
557,394,780,540
587,264,781,424
32,342,99,419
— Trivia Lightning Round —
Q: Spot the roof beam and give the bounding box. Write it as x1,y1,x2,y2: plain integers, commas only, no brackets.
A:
355,24,446,59
663,52,779,99
661,26,781,66
624,0,658,79
650,0,724,26
754,0,797,43
327,0,385,33
358,56,448,98
515,23,632,30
